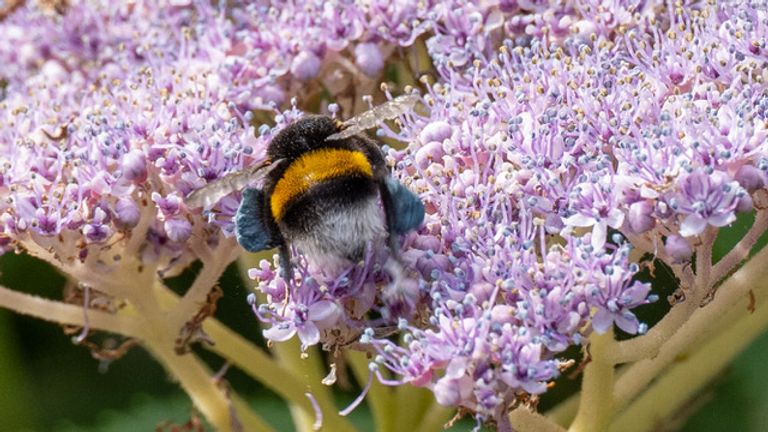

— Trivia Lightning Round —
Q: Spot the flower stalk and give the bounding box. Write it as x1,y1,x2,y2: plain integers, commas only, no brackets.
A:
569,330,616,432
609,290,768,432
613,243,768,412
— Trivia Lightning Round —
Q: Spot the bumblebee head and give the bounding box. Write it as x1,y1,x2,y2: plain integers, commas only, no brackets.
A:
267,115,342,161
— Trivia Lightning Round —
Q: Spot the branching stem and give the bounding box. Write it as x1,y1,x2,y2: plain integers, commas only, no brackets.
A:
0,284,142,337
612,243,768,410
568,331,615,432
612,229,717,363
609,291,768,432
510,406,566,432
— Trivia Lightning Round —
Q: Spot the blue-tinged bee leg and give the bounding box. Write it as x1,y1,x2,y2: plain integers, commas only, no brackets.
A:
379,177,425,305
278,243,293,308
235,188,280,252
278,243,293,283
378,179,401,259
379,177,425,258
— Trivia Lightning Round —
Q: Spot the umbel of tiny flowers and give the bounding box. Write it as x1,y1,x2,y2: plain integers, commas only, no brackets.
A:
247,0,768,430
0,1,397,431
2,1,768,432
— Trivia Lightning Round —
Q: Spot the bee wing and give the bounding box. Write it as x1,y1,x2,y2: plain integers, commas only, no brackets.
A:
326,94,419,141
186,159,282,209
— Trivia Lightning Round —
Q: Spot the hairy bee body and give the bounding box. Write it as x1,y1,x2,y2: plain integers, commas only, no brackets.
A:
235,115,424,275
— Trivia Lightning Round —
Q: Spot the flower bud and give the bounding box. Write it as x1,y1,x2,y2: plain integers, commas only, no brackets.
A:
414,141,445,169
666,235,693,263
164,218,192,243
433,376,473,407
419,121,453,143
114,198,140,228
627,201,655,233
290,50,321,81
121,150,147,183
354,42,384,77
735,165,765,192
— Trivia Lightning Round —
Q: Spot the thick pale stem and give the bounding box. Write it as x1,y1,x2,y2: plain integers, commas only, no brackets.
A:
610,302,695,364
19,240,125,296
695,228,716,290
154,283,357,432
171,238,239,328
609,293,768,432
204,318,346,428
509,407,566,432
612,245,768,410
1,247,269,432
412,401,453,432
146,341,268,432
612,230,718,363
569,331,615,432
393,383,435,432
0,284,141,337
125,196,158,257
115,261,259,432
232,396,278,432
546,394,580,428
270,339,334,432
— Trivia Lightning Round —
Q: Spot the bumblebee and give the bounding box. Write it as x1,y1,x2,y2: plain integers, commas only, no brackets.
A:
187,95,425,279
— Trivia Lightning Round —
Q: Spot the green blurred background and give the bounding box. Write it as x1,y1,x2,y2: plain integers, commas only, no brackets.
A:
0,211,766,432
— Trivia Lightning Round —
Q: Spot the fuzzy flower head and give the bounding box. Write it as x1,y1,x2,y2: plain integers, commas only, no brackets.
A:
2,0,753,429
316,1,768,427
0,1,300,274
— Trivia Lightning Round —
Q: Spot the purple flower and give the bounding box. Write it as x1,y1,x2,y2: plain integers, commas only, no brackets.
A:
262,300,342,350
563,179,625,250
672,170,744,237
627,200,656,234
578,243,655,334
251,247,402,351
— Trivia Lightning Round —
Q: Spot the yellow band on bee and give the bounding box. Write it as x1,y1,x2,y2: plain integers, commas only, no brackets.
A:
270,148,373,220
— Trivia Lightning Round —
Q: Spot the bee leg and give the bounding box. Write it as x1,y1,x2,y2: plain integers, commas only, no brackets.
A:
378,177,425,259
384,257,405,288
278,243,293,311
378,179,402,260
278,243,293,281
379,178,424,315
382,255,419,317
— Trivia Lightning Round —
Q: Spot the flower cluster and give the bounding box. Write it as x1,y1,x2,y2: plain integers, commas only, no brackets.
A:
218,0,439,112
252,0,768,427
0,0,491,268
2,0,768,430
0,1,288,271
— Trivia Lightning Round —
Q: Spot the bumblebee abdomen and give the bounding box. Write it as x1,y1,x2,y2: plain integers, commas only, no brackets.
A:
270,148,373,221
278,173,379,233
281,177,385,264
